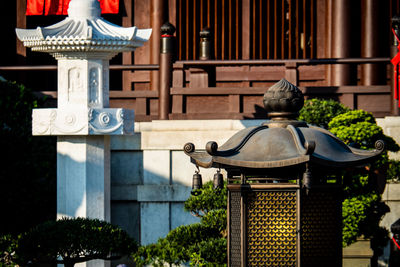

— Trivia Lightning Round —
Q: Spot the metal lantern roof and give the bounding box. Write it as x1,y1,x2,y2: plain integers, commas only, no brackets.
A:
184,79,384,170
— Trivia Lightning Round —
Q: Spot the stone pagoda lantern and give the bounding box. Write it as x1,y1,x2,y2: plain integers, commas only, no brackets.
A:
184,79,385,267
16,1,150,261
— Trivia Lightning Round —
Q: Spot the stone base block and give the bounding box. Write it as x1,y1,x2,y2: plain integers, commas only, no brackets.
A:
343,239,373,267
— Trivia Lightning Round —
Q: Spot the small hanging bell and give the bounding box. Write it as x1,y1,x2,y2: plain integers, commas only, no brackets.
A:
213,170,224,190
191,170,203,195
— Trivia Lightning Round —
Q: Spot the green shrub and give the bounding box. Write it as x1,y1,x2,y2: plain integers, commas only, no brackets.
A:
133,181,227,266
342,172,389,247
13,217,137,267
387,160,400,183
0,80,56,236
298,98,350,129
200,209,227,234
329,110,400,152
184,180,227,217
0,235,16,267
300,100,395,252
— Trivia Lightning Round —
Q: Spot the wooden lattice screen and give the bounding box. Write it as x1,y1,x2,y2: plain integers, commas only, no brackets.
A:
175,0,316,60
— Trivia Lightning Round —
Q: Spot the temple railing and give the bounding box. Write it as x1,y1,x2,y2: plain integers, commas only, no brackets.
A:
0,57,392,121
170,57,391,120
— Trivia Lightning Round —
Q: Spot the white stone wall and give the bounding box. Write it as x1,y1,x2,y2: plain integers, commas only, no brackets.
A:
110,120,263,245
376,117,400,267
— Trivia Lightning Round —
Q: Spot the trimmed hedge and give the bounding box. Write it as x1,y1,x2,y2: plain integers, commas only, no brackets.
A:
132,181,227,266
0,80,56,236
13,217,137,267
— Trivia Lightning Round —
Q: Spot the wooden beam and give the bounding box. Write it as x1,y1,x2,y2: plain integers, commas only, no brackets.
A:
170,85,391,95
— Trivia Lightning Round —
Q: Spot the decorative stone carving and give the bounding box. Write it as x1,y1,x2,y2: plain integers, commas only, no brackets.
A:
89,108,134,134
33,109,88,135
89,67,100,106
33,108,134,136
68,67,83,101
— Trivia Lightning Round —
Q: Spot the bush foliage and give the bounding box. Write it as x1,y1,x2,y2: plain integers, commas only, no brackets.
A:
298,98,350,129
0,80,56,236
132,181,227,266
387,159,400,183
2,217,137,267
329,110,399,152
300,99,398,251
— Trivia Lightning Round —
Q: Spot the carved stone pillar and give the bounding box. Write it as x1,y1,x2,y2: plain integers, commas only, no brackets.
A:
16,1,151,266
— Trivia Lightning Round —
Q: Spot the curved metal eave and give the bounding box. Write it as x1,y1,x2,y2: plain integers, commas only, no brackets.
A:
311,155,375,168
310,148,384,168
187,151,310,169
187,148,383,169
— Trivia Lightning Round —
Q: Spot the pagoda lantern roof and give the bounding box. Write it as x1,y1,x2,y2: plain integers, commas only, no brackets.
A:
184,79,384,170
16,0,151,58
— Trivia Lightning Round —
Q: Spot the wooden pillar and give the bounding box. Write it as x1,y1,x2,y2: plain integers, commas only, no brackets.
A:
331,0,353,86
150,0,165,91
16,0,27,85
242,0,250,59
159,23,175,120
122,0,133,91
168,0,177,27
16,0,26,62
325,0,332,84
361,0,383,85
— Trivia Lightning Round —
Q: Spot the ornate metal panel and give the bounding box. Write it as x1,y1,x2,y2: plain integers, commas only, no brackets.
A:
246,190,297,266
300,190,342,266
229,191,242,267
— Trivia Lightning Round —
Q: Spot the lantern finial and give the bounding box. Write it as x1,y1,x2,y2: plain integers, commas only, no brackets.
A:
68,0,101,19
263,79,304,120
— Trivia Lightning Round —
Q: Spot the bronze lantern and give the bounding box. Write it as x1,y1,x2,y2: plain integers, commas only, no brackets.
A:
183,79,384,267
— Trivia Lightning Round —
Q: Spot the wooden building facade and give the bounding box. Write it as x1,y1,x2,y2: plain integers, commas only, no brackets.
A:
2,0,400,121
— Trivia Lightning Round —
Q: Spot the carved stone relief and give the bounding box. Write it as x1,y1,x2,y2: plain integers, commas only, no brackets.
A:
67,67,83,101
32,109,87,135
89,67,100,106
33,108,135,136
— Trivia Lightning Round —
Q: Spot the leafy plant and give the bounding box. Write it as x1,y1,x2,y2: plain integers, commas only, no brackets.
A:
11,217,137,267
0,80,56,236
329,110,399,152
300,100,397,254
298,98,350,129
0,235,16,267
132,181,227,266
387,160,400,183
